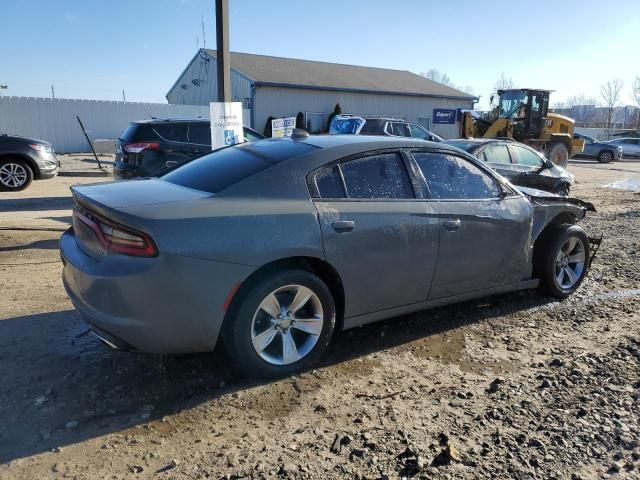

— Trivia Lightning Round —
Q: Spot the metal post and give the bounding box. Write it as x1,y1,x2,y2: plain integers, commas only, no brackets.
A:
122,89,126,102
76,116,102,169
51,85,55,99
215,0,231,102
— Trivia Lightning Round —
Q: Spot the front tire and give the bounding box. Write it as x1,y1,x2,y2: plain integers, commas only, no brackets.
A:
0,158,33,191
222,269,336,378
534,225,589,299
547,143,569,168
597,150,614,163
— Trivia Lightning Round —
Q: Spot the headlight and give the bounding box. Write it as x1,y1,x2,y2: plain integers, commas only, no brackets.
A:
29,143,53,154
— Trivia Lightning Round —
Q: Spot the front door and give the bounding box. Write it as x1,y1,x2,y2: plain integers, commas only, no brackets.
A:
411,151,533,299
311,151,440,318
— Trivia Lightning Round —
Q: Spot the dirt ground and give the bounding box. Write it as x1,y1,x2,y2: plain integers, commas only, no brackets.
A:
0,159,639,480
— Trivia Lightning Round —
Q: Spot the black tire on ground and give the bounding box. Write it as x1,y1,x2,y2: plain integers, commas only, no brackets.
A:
597,150,614,163
552,183,570,197
534,224,589,299
0,158,33,192
222,269,336,378
547,143,569,168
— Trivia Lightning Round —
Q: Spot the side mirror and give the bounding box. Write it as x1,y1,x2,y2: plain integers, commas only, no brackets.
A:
165,161,178,168
543,159,554,169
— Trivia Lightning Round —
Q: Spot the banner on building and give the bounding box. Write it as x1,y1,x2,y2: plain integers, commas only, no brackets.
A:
272,117,296,137
210,102,244,150
432,108,456,124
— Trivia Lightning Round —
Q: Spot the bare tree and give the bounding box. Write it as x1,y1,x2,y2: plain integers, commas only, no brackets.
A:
632,76,640,129
493,73,514,92
600,78,624,128
420,69,453,87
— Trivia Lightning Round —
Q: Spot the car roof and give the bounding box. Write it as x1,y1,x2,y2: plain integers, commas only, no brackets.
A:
290,134,444,150
134,118,209,124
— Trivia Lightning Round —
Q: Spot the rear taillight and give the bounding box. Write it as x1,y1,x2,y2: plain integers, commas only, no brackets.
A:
73,206,157,257
123,142,159,154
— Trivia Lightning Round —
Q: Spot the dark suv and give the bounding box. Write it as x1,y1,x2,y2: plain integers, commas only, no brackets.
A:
0,133,59,191
114,119,263,179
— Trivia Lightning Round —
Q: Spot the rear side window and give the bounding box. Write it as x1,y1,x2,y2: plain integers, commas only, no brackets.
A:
315,166,345,198
340,153,413,199
413,152,500,200
360,120,385,134
481,144,512,164
188,123,211,145
162,139,318,194
390,123,410,137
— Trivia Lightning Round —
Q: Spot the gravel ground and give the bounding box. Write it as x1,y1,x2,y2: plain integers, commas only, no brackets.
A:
0,160,639,479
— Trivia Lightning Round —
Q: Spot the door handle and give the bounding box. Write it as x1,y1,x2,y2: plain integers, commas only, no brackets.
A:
443,219,461,231
332,220,355,233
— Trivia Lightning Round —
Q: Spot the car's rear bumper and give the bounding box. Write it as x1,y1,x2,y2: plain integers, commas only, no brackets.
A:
60,227,254,354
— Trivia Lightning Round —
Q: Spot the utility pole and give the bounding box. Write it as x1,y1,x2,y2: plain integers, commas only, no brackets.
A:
122,89,126,102
215,0,230,102
51,85,55,99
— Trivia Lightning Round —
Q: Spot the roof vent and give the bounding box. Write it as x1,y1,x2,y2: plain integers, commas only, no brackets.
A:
291,128,309,139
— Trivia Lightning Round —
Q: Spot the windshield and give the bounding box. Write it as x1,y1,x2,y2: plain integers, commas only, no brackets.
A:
499,91,528,118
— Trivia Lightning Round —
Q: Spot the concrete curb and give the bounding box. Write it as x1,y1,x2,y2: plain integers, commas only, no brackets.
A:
58,170,112,178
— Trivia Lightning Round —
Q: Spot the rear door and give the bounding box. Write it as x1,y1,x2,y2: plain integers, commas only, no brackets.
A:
411,150,533,299
151,123,194,173
187,122,213,157
311,150,440,318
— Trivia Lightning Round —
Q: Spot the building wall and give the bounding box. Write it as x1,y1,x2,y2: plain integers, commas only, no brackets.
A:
0,96,209,153
254,86,473,138
166,52,252,112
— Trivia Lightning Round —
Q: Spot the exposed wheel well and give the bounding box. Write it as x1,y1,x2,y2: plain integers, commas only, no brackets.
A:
0,154,38,178
532,213,578,275
224,256,346,330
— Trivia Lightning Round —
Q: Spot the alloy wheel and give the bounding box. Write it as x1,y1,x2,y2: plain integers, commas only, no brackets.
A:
599,151,613,162
251,284,324,365
0,163,28,188
554,237,586,289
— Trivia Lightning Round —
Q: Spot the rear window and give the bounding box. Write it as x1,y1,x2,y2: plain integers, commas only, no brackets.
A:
120,123,157,142
162,139,318,194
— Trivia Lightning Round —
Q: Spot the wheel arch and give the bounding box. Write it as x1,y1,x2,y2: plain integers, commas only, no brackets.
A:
223,256,346,331
0,153,38,179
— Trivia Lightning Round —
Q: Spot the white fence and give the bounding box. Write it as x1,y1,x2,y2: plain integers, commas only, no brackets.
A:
0,97,210,153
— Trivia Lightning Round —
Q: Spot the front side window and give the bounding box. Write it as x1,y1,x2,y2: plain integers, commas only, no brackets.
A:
413,152,501,200
481,144,512,164
340,153,414,199
512,145,544,167
409,124,428,139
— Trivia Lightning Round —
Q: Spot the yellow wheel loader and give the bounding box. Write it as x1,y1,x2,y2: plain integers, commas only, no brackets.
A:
460,89,584,167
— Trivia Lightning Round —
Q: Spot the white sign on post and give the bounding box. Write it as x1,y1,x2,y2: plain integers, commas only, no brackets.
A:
271,117,296,137
209,102,244,150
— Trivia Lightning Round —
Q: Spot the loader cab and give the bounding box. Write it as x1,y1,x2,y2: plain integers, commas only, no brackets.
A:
498,89,551,141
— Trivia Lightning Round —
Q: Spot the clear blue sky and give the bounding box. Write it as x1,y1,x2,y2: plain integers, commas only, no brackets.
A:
1,0,638,108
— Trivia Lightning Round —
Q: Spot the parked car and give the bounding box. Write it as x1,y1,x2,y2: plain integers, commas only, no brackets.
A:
330,115,443,142
604,137,640,157
445,138,574,196
114,118,263,179
61,134,595,377
0,133,58,191
573,133,622,163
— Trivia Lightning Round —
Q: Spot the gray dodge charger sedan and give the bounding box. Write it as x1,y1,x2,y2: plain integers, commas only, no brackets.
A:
61,134,595,377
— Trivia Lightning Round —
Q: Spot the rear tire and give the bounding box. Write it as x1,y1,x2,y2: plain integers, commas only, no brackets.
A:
534,224,589,299
597,150,614,163
222,269,336,378
0,158,33,192
547,143,569,168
